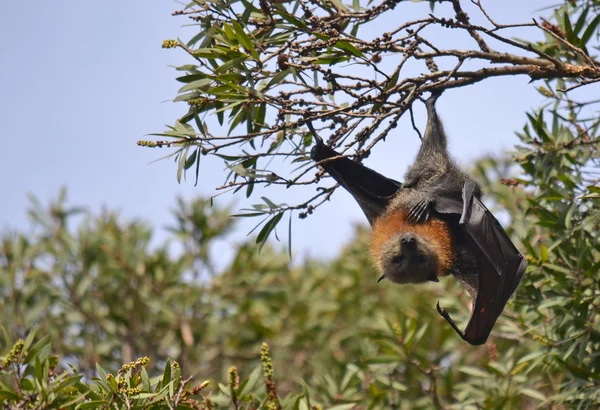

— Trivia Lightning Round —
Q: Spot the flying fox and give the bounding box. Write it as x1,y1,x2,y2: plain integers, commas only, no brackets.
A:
308,93,527,345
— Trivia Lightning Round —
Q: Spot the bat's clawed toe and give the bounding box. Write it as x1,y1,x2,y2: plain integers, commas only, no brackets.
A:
407,200,431,224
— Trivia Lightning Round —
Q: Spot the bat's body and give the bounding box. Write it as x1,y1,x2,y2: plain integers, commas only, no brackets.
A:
369,94,481,286
309,93,527,345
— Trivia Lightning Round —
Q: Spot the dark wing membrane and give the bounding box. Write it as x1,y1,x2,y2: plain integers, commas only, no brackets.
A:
436,181,527,345
431,196,480,298
309,124,401,226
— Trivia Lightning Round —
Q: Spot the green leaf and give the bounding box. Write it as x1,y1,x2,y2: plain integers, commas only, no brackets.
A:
573,7,589,35
218,382,230,396
459,366,490,378
222,23,238,43
95,364,108,381
1,327,11,348
177,150,186,184
141,367,151,391
587,185,600,194
327,404,358,410
262,196,279,210
256,212,284,252
311,54,351,65
239,366,262,398
192,48,226,59
133,392,157,399
186,30,206,48
246,178,255,198
563,202,575,229
278,13,308,30
266,69,291,90
562,12,572,36
540,244,549,262
184,148,198,171
0,390,20,401
333,41,364,58
152,383,172,402
520,388,547,402
179,78,213,93
24,335,51,365
288,211,293,259
542,263,571,275
162,358,172,390
232,21,259,60
77,400,110,409
215,56,248,74
581,13,600,45
22,329,37,354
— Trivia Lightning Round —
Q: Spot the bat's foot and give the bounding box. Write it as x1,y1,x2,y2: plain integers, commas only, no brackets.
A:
407,200,432,223
425,90,442,108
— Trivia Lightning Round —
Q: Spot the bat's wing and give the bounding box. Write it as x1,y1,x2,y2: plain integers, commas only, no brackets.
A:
432,181,528,345
308,123,402,226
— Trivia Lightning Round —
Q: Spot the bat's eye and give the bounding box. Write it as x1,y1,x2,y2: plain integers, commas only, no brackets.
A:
413,255,425,264
392,256,404,264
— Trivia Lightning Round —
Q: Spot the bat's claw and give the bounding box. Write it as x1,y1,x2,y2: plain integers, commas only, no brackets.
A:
425,90,442,109
306,121,324,146
407,200,431,224
436,301,449,318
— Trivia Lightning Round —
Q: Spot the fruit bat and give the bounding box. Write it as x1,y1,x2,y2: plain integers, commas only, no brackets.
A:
308,93,527,345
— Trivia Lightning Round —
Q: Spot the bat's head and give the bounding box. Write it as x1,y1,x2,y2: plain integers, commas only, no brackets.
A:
377,232,440,284
371,210,453,285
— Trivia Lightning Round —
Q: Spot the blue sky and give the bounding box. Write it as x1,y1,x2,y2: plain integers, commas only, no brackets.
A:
1,1,556,263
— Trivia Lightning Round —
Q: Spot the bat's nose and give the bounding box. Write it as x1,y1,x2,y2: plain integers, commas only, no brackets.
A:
401,234,415,243
401,234,416,248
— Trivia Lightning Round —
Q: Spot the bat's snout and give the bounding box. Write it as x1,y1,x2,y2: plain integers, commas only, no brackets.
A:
400,234,417,249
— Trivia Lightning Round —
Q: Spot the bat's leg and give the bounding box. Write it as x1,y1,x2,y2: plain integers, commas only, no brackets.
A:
422,92,446,150
436,301,468,340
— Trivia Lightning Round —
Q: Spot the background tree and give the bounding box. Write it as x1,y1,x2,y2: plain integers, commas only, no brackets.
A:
1,132,599,408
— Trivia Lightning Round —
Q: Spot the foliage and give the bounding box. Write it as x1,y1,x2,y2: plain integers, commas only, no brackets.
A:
3,115,600,407
140,0,600,247
0,331,281,410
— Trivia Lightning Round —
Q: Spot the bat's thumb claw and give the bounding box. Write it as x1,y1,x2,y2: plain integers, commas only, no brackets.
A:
306,121,323,145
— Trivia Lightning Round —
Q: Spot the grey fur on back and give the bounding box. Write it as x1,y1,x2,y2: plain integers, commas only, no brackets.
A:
389,93,482,213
